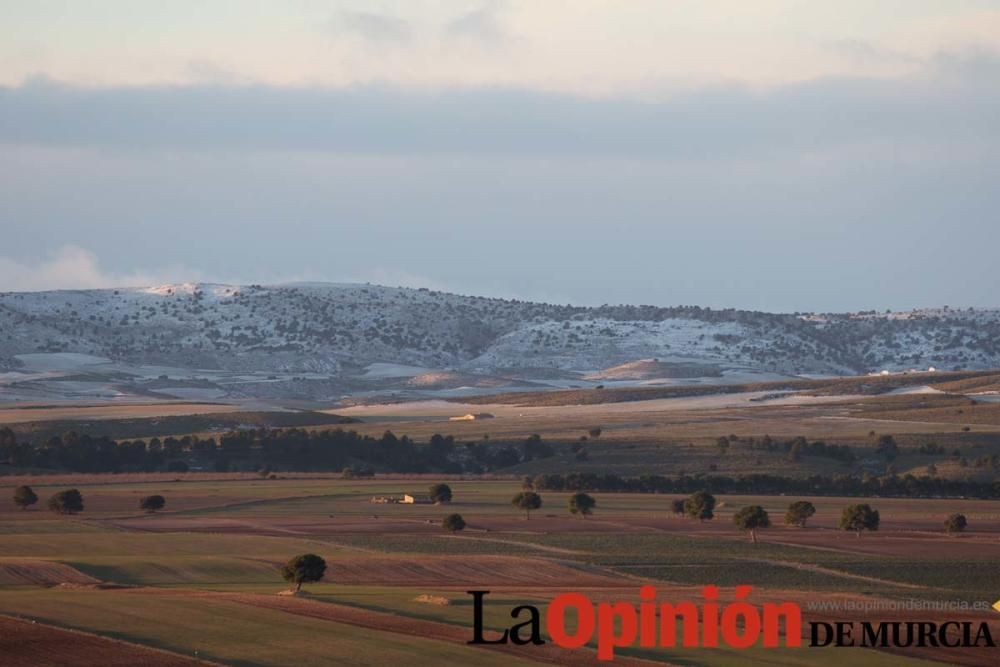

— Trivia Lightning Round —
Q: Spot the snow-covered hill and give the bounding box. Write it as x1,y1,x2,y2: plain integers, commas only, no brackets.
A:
1,282,998,401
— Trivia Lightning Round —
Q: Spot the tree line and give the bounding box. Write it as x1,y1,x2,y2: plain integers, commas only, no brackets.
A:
0,427,554,474
529,471,1000,499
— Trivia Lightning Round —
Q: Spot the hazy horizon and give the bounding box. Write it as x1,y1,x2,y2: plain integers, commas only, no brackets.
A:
2,2,999,312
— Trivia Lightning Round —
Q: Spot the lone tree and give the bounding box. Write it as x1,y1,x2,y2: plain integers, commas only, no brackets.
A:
568,492,596,518
670,498,686,516
512,491,542,520
784,501,816,528
733,505,771,544
442,513,466,532
944,513,967,534
48,489,84,515
839,504,880,538
684,490,716,521
139,495,166,513
429,483,453,504
13,485,38,510
281,553,327,592
588,427,602,439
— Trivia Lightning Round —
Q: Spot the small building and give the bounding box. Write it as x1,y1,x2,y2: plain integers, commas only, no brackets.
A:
402,493,434,504
448,412,496,422
369,495,400,504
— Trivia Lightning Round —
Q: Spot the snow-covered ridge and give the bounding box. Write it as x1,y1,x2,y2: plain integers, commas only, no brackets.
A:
0,282,998,400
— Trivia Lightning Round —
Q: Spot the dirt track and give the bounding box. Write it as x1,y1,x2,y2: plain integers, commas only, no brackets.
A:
0,614,212,667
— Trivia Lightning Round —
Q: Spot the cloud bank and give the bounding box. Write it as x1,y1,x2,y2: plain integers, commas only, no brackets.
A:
1,53,997,158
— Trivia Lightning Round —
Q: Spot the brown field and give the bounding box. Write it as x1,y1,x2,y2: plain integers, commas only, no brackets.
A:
0,614,210,666
0,401,238,424
0,560,100,586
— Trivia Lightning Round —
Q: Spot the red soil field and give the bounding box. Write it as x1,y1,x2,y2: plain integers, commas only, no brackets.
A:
0,614,210,667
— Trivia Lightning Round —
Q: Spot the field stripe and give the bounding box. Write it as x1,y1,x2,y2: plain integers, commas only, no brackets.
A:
0,613,220,667
122,587,673,666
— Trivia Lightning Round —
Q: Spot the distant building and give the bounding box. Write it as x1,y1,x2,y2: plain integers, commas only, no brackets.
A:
448,412,495,421
402,493,434,504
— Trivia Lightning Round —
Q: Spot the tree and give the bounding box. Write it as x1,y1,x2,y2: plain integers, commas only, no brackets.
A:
568,492,596,518
281,554,327,592
733,505,771,544
521,476,534,490
670,498,686,516
429,483,453,504
784,501,816,528
588,427,602,439
684,490,716,521
839,504,880,537
875,434,899,461
512,491,542,520
442,513,466,532
139,495,165,513
944,513,967,534
48,489,84,515
13,485,38,510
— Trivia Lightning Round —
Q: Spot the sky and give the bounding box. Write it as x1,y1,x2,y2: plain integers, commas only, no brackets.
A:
1,1,999,312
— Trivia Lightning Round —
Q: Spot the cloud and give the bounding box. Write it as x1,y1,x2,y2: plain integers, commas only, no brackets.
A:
1,54,997,159
0,246,204,292
446,2,508,45
334,10,412,44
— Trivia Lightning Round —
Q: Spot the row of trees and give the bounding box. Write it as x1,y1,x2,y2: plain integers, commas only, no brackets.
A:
729,503,879,542
719,435,855,464
671,490,969,541
0,427,555,474
13,485,165,513
13,486,85,514
668,491,880,542
527,471,1000,499
508,491,596,519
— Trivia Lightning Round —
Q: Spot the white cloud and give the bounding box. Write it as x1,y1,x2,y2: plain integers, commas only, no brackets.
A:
0,246,204,292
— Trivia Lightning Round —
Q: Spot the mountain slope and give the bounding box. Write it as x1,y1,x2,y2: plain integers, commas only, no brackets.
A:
1,282,998,400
